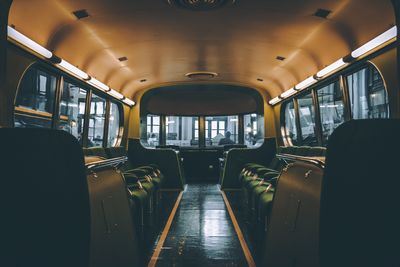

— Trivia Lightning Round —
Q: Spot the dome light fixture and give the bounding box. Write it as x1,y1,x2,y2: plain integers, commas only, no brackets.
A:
185,71,218,80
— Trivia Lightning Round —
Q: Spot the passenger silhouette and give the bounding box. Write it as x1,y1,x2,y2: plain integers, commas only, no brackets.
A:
218,131,235,145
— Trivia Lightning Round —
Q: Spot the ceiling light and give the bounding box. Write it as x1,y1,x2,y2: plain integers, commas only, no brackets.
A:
269,97,281,105
7,26,53,59
351,26,397,58
316,58,347,78
295,76,317,90
58,60,89,80
123,98,136,106
280,88,297,99
108,89,124,100
88,77,110,92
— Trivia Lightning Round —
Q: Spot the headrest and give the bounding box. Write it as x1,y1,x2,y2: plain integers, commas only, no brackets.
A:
320,119,400,267
1,128,90,267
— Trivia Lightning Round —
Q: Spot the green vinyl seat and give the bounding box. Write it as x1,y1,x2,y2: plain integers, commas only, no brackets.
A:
124,171,156,227
257,188,275,242
125,178,150,244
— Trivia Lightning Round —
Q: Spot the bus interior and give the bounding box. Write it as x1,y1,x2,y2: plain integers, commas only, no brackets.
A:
1,0,400,266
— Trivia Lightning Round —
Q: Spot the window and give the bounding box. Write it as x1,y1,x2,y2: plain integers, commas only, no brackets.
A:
145,115,160,147
166,116,199,147
107,102,122,147
58,80,87,141
244,113,264,147
14,67,57,128
317,81,345,145
347,64,389,119
206,116,238,146
88,93,106,147
283,100,299,146
297,93,317,146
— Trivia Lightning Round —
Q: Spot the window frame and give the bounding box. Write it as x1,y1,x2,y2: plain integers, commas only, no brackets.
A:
280,61,389,147
13,63,126,148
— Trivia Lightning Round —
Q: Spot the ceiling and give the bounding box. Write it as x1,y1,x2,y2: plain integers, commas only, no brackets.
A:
9,0,395,99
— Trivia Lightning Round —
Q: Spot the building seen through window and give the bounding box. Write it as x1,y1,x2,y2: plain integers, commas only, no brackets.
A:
166,116,199,147
347,65,389,119
58,80,87,140
145,115,160,147
317,81,344,145
244,113,264,147
297,92,318,146
14,67,57,129
88,93,106,147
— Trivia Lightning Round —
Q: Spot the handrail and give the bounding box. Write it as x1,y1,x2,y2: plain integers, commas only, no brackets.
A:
85,156,128,172
277,153,325,169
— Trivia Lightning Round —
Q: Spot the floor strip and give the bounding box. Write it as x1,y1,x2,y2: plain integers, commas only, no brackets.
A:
221,190,257,267
148,191,184,267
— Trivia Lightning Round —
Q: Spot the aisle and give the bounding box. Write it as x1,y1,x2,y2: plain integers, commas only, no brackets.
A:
150,184,252,267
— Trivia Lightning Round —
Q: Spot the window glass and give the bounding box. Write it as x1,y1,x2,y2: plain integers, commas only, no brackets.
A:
88,93,106,147
14,67,57,128
298,93,318,146
107,102,121,147
166,116,199,147
145,115,160,147
58,80,87,142
244,113,264,147
205,116,238,146
317,81,345,145
347,65,389,119
283,100,299,146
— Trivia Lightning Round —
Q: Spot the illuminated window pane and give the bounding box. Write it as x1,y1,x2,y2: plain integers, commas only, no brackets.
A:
347,65,389,119
298,93,318,146
206,116,238,146
244,113,264,147
107,102,121,147
144,114,160,147
283,100,299,146
14,67,57,129
87,93,106,147
58,80,87,143
166,116,199,147
317,81,344,145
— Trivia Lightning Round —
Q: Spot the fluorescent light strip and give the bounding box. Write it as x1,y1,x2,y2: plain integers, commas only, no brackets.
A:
280,88,297,99
88,77,109,92
316,58,346,78
58,60,89,80
269,97,281,105
351,26,397,58
295,76,317,90
108,89,125,100
7,26,53,59
123,98,136,106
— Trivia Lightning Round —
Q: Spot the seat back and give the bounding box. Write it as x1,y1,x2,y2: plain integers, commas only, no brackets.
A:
105,146,127,158
1,128,90,267
320,119,400,267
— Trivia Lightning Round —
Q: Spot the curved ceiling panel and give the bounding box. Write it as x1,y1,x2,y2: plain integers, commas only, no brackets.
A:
9,0,395,98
